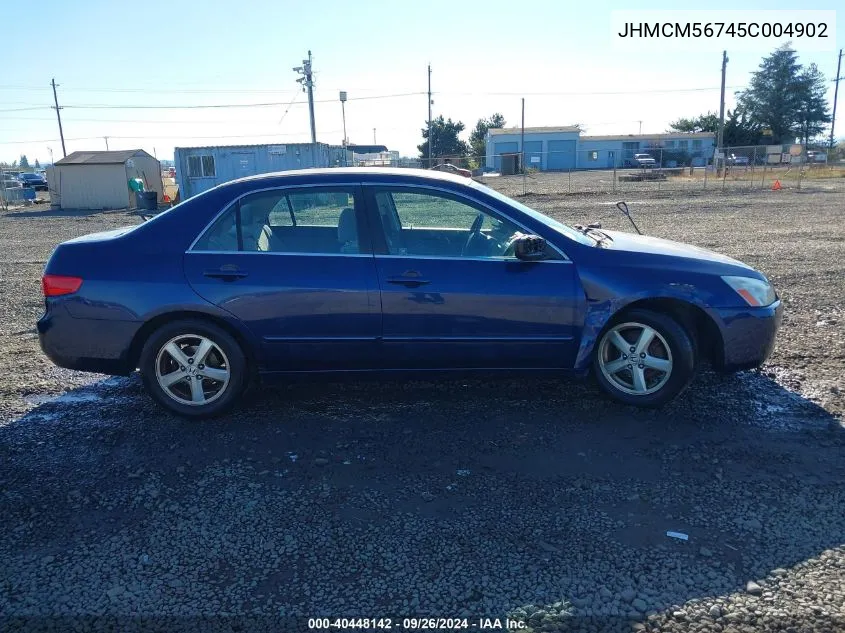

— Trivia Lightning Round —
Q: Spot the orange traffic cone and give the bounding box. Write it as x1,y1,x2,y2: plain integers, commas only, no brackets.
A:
772,179,782,191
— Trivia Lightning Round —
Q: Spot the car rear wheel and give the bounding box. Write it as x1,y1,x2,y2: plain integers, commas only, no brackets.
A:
593,309,695,407
140,319,247,418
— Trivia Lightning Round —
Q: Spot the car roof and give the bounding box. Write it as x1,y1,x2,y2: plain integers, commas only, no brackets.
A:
231,167,471,186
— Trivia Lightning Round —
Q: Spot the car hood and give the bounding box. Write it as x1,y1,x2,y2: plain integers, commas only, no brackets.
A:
601,230,754,270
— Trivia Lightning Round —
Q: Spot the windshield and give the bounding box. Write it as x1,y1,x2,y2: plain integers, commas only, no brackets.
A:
471,182,596,246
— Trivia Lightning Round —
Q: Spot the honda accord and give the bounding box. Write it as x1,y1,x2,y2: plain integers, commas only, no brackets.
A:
38,168,781,417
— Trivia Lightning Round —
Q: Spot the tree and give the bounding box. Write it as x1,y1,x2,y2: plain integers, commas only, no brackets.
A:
668,112,719,134
19,155,30,169
668,46,831,149
469,113,505,167
34,159,41,169
795,63,831,146
723,106,762,146
418,116,469,166
736,44,829,144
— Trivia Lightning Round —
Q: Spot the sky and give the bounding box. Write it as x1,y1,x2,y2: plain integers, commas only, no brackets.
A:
0,0,840,164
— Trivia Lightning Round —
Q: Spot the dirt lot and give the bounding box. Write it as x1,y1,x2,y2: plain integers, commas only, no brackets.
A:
0,181,843,632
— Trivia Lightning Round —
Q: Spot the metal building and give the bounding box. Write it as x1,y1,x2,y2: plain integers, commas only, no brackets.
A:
174,143,350,199
485,127,716,171
48,150,163,210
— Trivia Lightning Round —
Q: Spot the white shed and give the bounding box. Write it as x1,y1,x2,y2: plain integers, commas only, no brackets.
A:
48,150,163,210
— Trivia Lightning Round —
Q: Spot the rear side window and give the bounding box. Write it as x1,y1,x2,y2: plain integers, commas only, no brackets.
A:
191,187,364,254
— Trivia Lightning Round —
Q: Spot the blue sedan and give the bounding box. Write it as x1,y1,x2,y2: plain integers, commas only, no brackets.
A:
38,169,782,417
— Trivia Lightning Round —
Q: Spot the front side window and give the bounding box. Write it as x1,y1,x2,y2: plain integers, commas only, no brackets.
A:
373,189,525,259
192,187,362,254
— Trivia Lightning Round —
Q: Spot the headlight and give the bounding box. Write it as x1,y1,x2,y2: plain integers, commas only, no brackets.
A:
721,275,776,307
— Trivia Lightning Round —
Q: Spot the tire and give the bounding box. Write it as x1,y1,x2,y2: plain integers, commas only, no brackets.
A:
593,309,695,407
139,319,247,418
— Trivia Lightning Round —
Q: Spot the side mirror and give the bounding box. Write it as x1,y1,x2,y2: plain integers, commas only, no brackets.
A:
513,234,547,261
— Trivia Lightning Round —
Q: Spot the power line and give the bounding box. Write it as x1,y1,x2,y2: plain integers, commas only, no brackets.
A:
443,86,746,97
0,85,749,112
0,106,53,113
0,129,349,145
57,91,426,110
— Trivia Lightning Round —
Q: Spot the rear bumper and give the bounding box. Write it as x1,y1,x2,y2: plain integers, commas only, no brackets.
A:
714,299,783,371
37,303,140,375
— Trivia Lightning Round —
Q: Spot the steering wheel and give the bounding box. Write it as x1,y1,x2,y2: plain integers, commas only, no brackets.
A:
461,213,485,256
501,232,524,258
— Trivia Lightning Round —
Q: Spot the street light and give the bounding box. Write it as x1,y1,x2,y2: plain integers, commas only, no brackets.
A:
339,91,348,166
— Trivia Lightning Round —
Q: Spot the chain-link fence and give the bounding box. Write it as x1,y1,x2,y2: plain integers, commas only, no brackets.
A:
414,145,845,196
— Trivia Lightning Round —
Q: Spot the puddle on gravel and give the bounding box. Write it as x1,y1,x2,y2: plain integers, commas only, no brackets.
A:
737,368,834,432
22,377,133,408
23,391,106,406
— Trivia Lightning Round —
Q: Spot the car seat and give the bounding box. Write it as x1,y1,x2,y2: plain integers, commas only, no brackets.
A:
337,207,359,253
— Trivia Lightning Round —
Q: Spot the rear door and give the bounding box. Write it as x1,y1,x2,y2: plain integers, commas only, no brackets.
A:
184,184,381,371
364,185,582,370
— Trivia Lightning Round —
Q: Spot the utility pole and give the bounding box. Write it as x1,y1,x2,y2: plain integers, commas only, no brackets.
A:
427,64,433,167
373,128,376,144
51,78,66,158
637,120,642,135
339,91,348,166
521,98,525,194
830,49,843,151
717,51,728,166
103,136,109,151
294,51,316,143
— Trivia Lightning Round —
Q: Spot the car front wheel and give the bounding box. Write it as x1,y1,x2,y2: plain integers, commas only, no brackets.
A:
140,319,247,417
593,309,695,407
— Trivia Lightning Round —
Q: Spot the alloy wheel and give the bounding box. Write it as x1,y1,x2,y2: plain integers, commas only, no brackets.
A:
598,322,673,396
154,334,231,406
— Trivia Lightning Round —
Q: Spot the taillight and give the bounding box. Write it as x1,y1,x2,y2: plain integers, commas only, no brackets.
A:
42,274,83,297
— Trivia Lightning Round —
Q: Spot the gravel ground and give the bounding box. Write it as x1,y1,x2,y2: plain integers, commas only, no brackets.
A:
1,183,843,633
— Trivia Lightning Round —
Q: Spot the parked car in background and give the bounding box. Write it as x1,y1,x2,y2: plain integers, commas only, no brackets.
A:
1,177,36,203
17,173,48,191
726,154,750,166
806,151,827,163
633,153,656,168
38,168,781,417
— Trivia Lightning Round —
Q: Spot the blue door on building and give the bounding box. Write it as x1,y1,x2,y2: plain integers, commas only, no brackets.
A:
524,141,542,170
547,140,576,170
493,142,519,171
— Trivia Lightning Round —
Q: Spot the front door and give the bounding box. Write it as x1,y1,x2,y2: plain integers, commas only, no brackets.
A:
184,185,381,371
364,186,582,370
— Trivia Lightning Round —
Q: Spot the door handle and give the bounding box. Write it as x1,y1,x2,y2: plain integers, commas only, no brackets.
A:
388,277,430,288
203,268,249,281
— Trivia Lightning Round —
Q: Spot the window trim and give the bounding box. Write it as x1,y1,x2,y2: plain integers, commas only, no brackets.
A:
362,182,570,262
187,183,370,255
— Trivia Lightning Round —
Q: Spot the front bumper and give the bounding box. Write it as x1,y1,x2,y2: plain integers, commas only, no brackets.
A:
714,299,783,371
37,303,141,375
